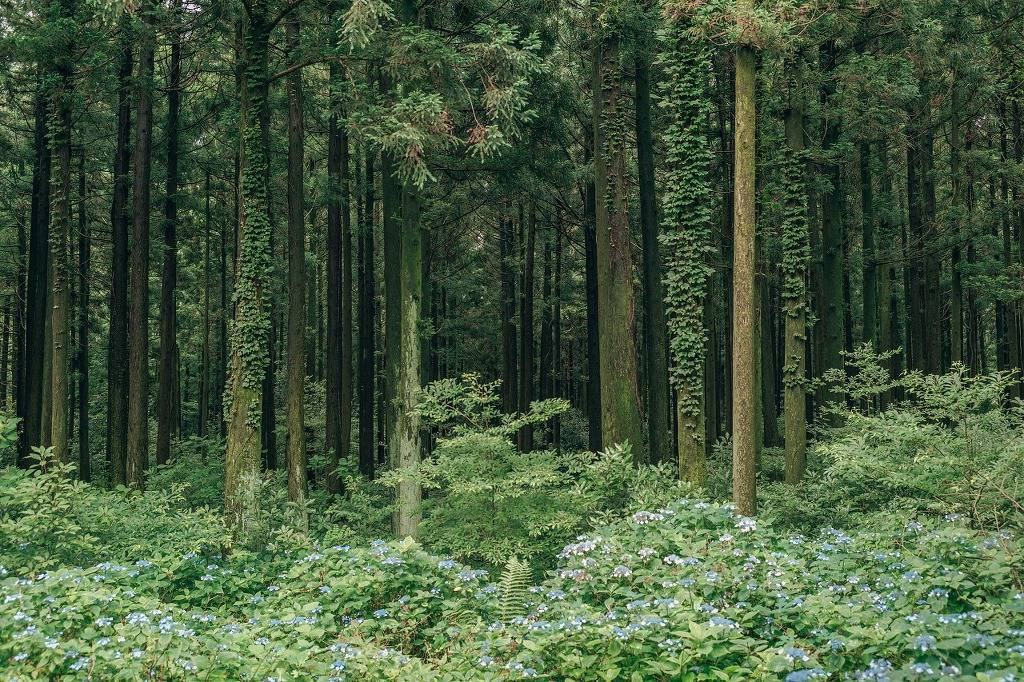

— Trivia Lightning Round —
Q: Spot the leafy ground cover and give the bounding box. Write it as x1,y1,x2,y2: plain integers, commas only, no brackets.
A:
2,493,1022,680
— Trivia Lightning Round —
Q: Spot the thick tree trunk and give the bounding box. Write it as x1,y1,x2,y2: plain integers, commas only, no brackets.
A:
921,118,942,374
732,27,757,516
49,26,75,465
127,1,156,487
877,142,897,404
224,7,271,533
21,89,51,466
860,142,877,349
949,89,964,365
518,202,536,452
582,136,601,451
108,29,131,481
157,0,181,466
199,171,211,437
0,300,8,409
635,52,670,465
782,86,808,483
326,72,345,491
592,36,643,457
395,181,423,538
500,213,518,413
358,150,376,477
77,152,90,481
285,14,308,520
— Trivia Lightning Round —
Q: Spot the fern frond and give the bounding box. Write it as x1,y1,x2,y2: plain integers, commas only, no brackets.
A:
497,555,532,622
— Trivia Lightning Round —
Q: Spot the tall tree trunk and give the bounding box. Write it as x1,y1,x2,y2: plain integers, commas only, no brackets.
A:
731,15,757,516
285,13,308,520
108,29,131,481
500,213,518,413
592,34,643,456
921,116,942,374
552,223,563,448
340,122,354,477
877,141,897,403
127,0,156,487
582,134,601,451
660,25,712,482
395,178,423,538
782,79,808,483
259,73,277,472
224,5,271,533
860,141,877,349
358,150,376,477
0,300,8,410
907,130,926,372
21,89,51,465
949,88,964,365
325,63,345,492
77,151,90,481
539,227,553,444
199,171,211,436
157,0,181,466
518,202,536,452
49,16,75,465
13,210,26,432
635,49,670,465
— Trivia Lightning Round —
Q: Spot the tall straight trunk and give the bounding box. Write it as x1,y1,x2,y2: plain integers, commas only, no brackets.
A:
21,89,51,465
592,35,643,457
219,182,229,436
285,14,308,517
906,132,926,372
583,136,601,451
635,50,670,465
1012,99,1024,394
499,214,518,413
259,74,277,471
860,141,877,348
921,117,942,374
13,212,26,424
552,223,562,448
199,171,211,436
820,137,844,405
0,300,8,409
539,228,553,418
340,122,354,476
77,151,90,481
732,21,757,516
326,65,345,491
782,85,808,483
49,22,75,465
394,177,423,537
382,143,401,476
127,0,156,486
877,141,897,402
108,29,131,481
949,89,964,365
157,0,182,466
518,202,536,452
224,5,271,532
358,150,376,477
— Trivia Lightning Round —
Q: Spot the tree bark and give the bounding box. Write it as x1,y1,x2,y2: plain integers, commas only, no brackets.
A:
325,63,345,492
199,171,211,437
860,141,877,349
358,150,377,477
517,201,536,452
127,0,156,487
582,134,601,451
592,35,643,457
157,0,182,466
782,81,808,483
635,51,669,465
285,13,308,520
21,88,51,466
732,21,757,516
500,212,518,413
77,151,90,481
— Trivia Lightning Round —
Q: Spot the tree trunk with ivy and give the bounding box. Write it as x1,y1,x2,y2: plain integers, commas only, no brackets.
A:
224,6,271,534
591,31,643,458
782,69,809,484
659,22,712,484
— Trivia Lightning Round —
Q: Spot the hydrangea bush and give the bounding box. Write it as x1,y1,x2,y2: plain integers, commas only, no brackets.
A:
3,494,1022,680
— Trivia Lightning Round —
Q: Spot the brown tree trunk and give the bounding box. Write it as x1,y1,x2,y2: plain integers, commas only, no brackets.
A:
518,202,536,452
77,152,90,481
358,150,376,477
127,0,156,487
157,0,181,466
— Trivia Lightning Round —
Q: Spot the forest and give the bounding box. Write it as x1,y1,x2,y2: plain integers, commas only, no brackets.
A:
1,0,1023,678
